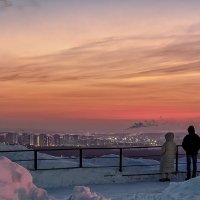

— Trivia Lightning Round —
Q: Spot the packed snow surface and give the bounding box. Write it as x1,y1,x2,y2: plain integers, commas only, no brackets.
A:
2,155,200,200
1,144,200,200
58,177,200,200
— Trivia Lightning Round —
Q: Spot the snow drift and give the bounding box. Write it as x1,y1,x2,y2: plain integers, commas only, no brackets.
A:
0,156,110,200
0,156,52,200
1,148,200,200
68,186,110,200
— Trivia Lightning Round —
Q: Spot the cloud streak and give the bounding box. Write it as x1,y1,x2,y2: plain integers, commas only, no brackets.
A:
0,0,11,9
1,32,200,85
1,28,200,121
1,1,200,124
0,0,38,10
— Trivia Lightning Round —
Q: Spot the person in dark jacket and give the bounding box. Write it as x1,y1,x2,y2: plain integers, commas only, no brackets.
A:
182,125,200,180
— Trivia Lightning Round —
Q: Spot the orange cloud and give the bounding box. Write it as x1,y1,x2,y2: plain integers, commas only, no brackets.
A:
1,32,200,121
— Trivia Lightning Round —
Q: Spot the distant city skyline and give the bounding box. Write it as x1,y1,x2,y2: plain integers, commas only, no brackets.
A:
1,0,200,131
1,118,200,135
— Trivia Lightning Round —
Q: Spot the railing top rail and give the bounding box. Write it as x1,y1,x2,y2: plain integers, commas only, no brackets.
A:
0,149,34,153
34,145,163,151
0,144,183,152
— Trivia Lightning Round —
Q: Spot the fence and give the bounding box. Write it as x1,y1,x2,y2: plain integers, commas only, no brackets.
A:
0,145,194,175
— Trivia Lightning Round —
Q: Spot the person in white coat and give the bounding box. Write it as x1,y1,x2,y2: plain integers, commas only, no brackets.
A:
159,132,177,182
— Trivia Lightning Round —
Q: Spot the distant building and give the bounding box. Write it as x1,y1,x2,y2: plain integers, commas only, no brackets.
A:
53,134,61,146
33,135,39,146
47,135,54,146
63,134,70,146
21,133,31,146
0,134,5,143
5,132,18,145
39,133,48,146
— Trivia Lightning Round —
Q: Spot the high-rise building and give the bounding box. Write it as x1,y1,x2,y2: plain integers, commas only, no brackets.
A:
5,132,18,145
0,134,5,143
21,133,31,146
39,133,48,146
53,134,61,146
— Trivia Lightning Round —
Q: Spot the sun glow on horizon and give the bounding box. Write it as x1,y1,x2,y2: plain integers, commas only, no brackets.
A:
1,0,200,131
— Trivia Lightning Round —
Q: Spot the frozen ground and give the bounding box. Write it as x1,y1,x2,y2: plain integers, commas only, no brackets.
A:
2,154,200,200
48,181,170,200
48,177,200,200
2,144,200,200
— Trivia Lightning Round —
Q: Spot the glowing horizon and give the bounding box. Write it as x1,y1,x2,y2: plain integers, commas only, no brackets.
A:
1,0,200,131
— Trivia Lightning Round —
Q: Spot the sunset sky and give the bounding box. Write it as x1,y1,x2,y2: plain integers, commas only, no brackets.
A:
1,0,200,132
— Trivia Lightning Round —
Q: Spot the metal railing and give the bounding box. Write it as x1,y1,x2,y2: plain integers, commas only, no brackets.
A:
0,145,193,175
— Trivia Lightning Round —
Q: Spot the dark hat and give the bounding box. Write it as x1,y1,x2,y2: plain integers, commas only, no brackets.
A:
188,125,195,134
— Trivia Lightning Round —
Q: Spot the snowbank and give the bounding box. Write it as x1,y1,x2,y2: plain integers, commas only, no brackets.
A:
2,153,200,200
0,156,125,200
0,144,185,188
107,176,200,200
68,186,110,200
52,177,200,200
163,176,200,200
0,156,52,200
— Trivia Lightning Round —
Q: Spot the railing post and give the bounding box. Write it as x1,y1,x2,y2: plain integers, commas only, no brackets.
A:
176,145,179,173
34,150,38,170
80,148,83,168
119,148,123,172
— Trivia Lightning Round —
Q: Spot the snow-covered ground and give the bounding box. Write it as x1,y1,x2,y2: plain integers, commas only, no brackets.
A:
2,155,200,200
48,182,170,200
2,144,200,200
0,143,192,188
